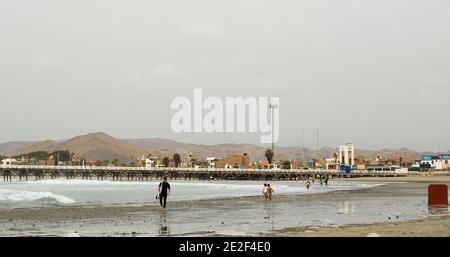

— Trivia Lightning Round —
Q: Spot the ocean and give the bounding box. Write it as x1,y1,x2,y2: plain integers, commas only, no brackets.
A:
0,179,379,209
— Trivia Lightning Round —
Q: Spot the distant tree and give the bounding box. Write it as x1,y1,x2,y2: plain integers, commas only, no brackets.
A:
173,153,181,167
193,159,208,168
282,160,291,169
162,157,170,167
51,150,71,162
102,160,110,166
112,159,119,167
23,151,51,160
265,149,274,164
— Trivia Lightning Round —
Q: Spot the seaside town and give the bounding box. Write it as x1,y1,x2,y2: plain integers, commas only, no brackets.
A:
2,143,449,174
0,0,449,242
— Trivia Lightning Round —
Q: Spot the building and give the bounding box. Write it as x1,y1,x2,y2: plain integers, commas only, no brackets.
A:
180,152,195,168
290,160,304,170
421,154,450,170
206,157,220,168
325,154,339,170
215,153,250,169
145,155,160,168
437,154,450,170
1,158,17,165
339,143,355,167
47,155,57,166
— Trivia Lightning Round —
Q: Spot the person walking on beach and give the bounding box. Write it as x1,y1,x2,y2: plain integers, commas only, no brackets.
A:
306,179,311,190
158,177,171,210
267,184,275,201
325,176,329,186
263,183,269,200
320,176,324,187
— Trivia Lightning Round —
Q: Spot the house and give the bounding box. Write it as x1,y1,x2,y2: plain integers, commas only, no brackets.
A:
325,154,339,170
421,155,450,170
47,155,57,166
206,157,220,168
215,153,250,169
145,155,159,168
180,152,195,168
290,160,304,170
1,158,18,165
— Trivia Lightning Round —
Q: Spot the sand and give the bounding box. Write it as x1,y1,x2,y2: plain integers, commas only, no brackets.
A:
270,215,450,237
0,175,448,237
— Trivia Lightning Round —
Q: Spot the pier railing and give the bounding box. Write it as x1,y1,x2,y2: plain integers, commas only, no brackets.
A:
0,164,414,181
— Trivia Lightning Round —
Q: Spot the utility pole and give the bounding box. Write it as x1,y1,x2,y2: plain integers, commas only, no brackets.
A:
316,129,319,151
269,102,278,163
301,128,304,162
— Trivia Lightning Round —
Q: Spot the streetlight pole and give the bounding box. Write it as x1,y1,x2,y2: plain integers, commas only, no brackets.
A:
269,102,278,164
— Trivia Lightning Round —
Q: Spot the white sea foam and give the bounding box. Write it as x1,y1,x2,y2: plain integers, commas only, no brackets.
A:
0,189,75,204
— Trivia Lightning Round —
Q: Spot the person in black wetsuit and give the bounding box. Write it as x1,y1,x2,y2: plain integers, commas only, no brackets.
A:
158,177,171,210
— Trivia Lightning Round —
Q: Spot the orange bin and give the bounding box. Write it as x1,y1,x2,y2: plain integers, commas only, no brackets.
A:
428,184,448,206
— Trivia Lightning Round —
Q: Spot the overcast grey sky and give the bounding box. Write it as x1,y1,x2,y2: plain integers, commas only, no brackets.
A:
0,0,449,151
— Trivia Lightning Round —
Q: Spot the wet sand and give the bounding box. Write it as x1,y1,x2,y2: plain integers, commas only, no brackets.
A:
271,215,450,237
266,176,450,237
0,176,448,237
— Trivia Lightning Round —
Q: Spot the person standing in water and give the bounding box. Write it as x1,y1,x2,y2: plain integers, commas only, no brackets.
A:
158,177,171,210
263,183,269,200
267,184,275,201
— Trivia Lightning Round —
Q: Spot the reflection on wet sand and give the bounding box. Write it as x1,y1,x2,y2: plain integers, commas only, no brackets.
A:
158,212,170,236
263,202,275,231
338,201,355,214
428,206,448,216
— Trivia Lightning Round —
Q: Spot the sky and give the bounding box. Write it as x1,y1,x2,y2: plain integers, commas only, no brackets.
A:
0,0,449,151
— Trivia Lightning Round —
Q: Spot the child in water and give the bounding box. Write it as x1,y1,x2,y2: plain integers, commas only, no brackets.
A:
267,184,275,200
263,183,269,200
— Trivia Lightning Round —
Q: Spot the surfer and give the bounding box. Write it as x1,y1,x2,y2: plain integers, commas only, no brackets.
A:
158,177,171,210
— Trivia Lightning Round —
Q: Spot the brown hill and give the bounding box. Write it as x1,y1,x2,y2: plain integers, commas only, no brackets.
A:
10,140,60,155
0,141,35,155
6,132,440,163
11,132,152,162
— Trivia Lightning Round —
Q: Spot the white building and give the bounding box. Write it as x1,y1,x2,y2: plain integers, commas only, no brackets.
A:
2,158,17,165
339,143,355,167
325,156,339,170
421,154,450,170
206,157,220,168
145,156,159,168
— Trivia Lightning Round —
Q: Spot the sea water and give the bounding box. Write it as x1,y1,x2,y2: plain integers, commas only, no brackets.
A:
0,179,379,209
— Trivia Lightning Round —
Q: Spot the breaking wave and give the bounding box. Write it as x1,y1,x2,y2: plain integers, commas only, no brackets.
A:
0,189,75,204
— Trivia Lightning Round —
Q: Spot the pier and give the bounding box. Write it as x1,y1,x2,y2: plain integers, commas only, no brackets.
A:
0,165,409,182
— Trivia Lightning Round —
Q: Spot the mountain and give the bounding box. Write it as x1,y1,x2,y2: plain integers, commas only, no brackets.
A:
10,132,152,162
4,132,443,163
0,141,35,155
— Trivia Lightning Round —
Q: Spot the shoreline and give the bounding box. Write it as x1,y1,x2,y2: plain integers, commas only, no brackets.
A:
0,176,448,237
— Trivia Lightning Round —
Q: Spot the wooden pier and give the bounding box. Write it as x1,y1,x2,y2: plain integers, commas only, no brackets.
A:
0,165,409,182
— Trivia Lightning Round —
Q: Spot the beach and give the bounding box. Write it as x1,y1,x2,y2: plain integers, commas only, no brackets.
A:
0,176,448,237
271,215,450,237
